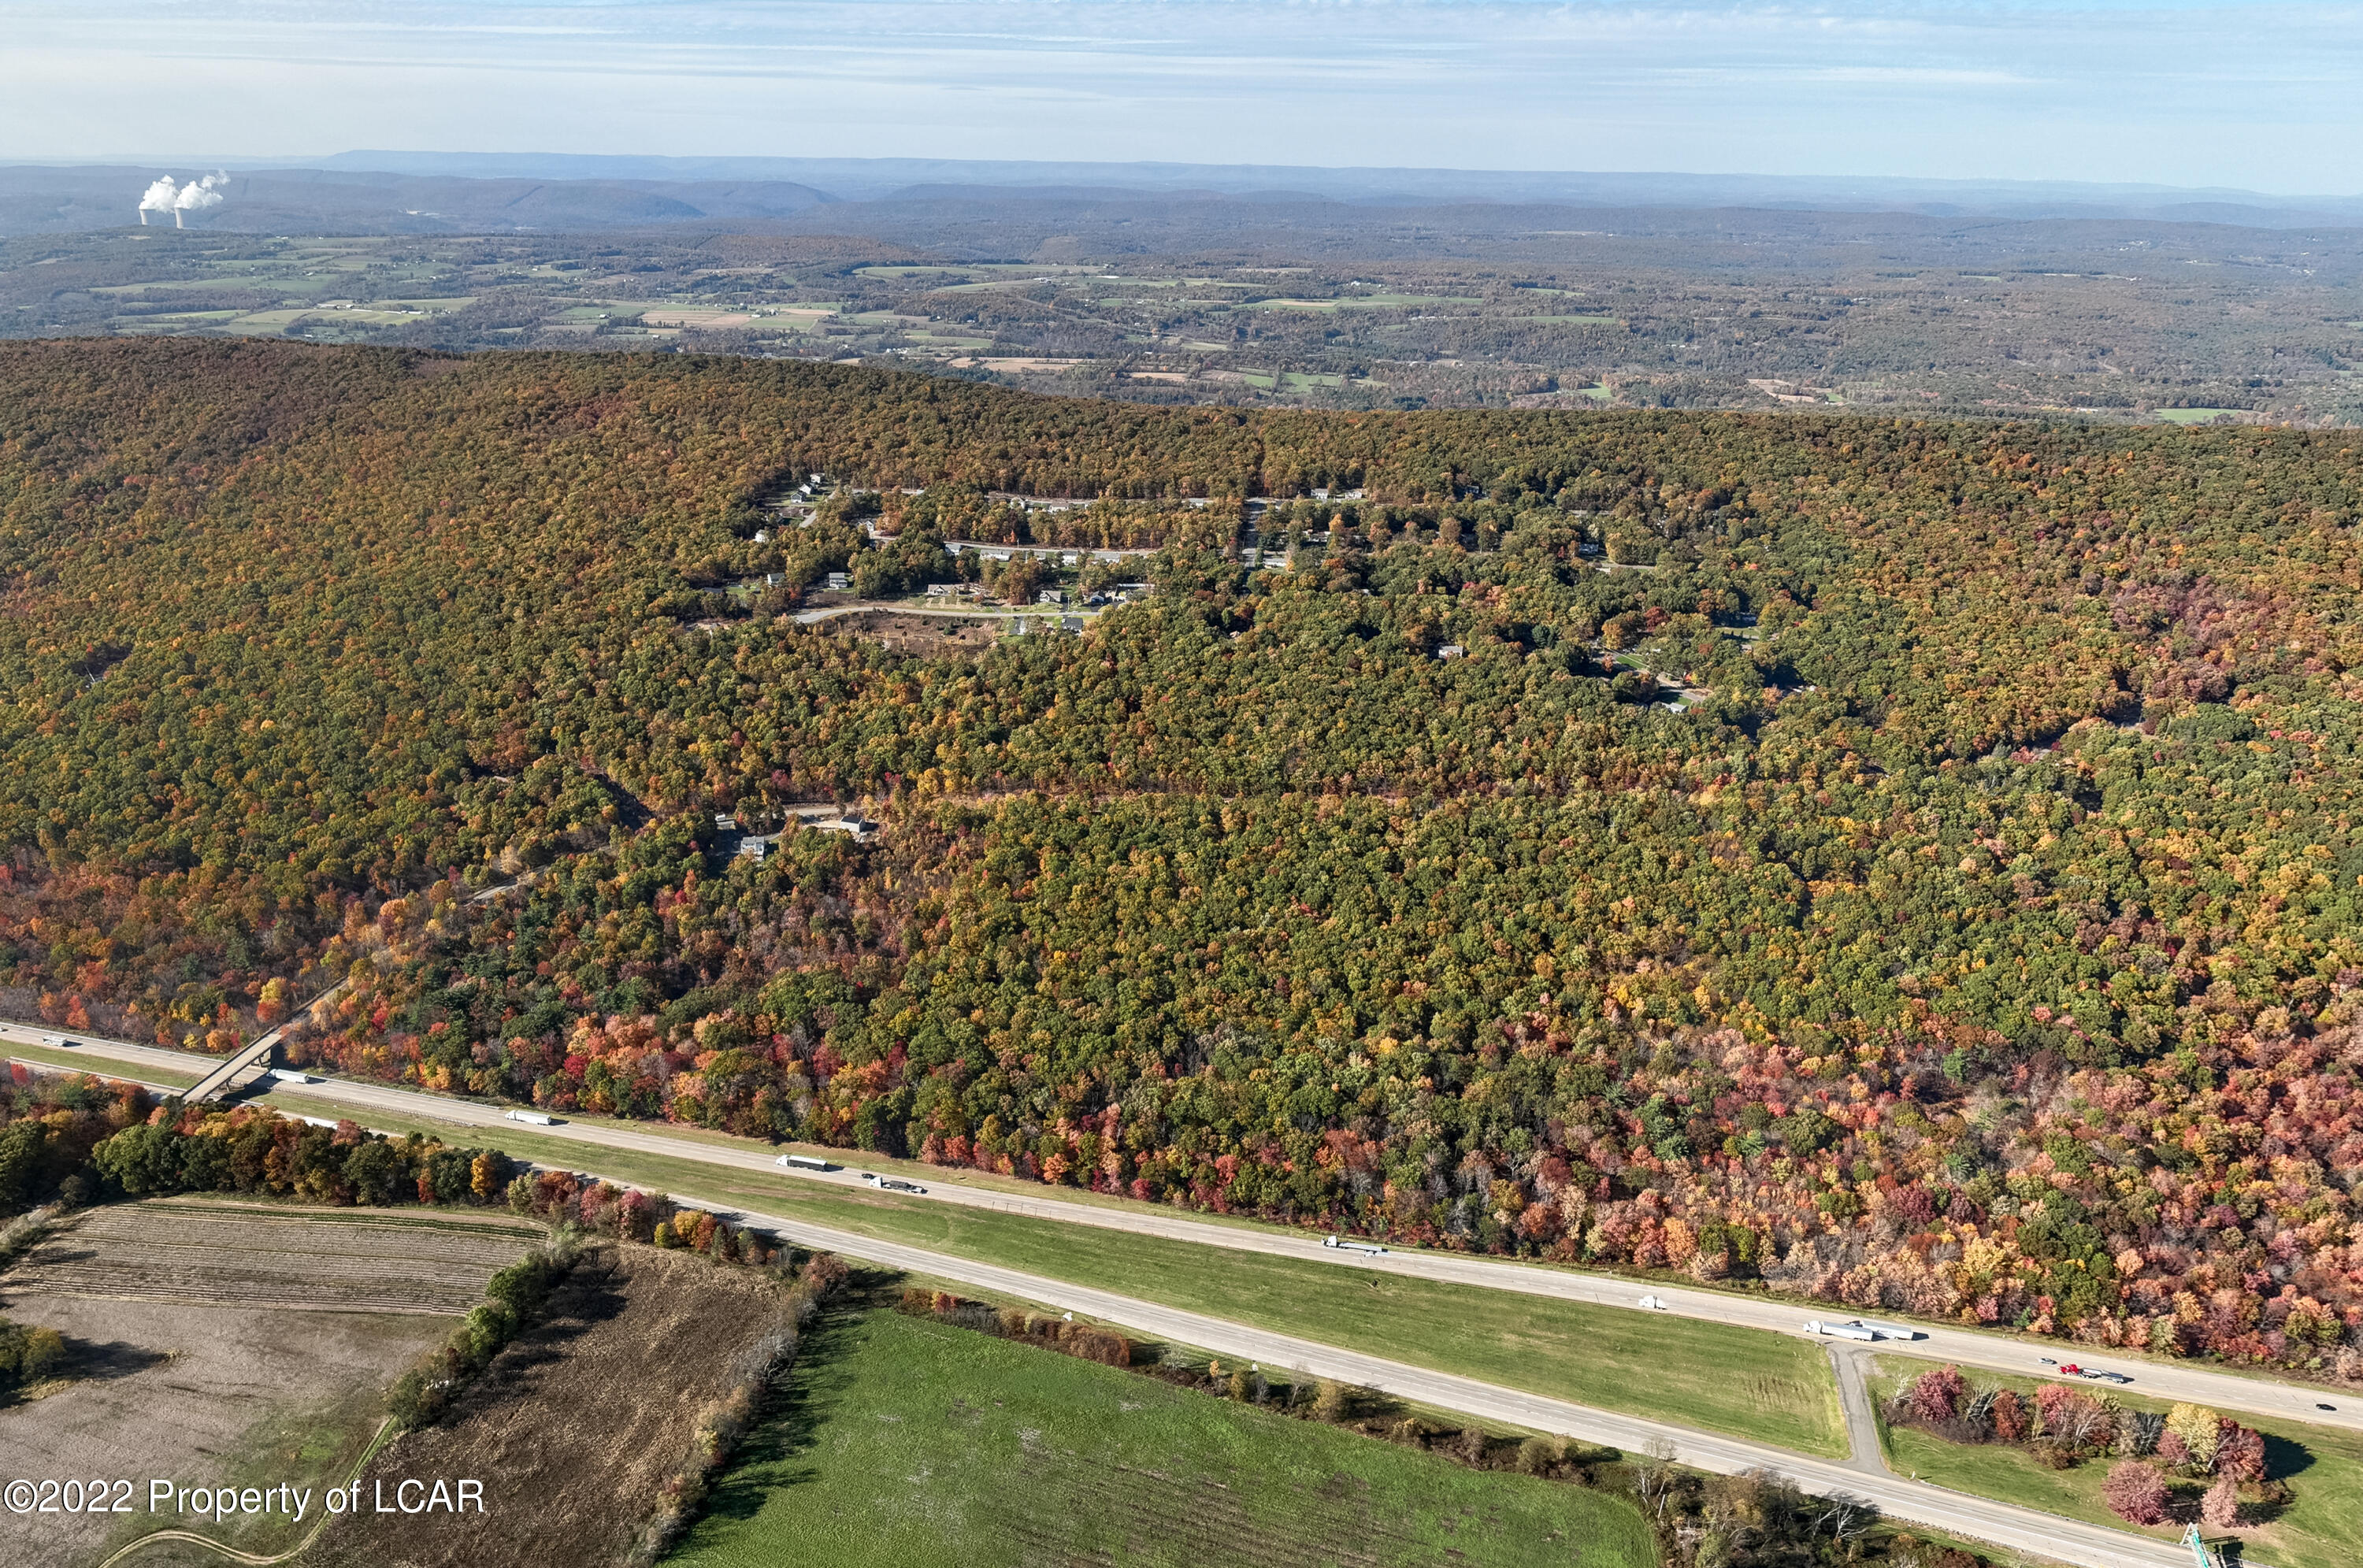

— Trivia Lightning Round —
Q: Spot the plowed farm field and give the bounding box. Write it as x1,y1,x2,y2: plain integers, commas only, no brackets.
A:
0,1199,538,1568
2,1199,541,1314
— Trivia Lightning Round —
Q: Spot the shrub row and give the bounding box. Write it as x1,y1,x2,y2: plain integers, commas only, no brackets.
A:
629,1247,850,1564
387,1229,588,1430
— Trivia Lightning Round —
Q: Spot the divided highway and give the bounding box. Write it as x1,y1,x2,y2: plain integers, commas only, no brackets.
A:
6,1047,2203,1568
6,1019,2350,1441
2,1024,2330,1564
667,1192,2202,1568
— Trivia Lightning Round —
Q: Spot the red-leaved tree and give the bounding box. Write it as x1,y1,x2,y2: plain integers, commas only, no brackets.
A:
2214,1422,2266,1482
2103,1462,2168,1525
1911,1365,1968,1425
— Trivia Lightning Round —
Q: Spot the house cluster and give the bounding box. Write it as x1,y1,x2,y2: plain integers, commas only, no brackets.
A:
715,806,878,862
941,542,1137,567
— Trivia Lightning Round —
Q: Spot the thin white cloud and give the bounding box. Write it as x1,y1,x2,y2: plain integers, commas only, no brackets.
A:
5,0,2361,190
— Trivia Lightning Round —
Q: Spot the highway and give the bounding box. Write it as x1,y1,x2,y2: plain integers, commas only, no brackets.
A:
10,1018,2352,1443
177,979,350,1103
0,1042,2248,1566
9,1018,2353,1444
675,1193,2207,1568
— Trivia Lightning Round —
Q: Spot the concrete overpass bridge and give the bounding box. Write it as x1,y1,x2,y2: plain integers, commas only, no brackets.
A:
180,979,349,1104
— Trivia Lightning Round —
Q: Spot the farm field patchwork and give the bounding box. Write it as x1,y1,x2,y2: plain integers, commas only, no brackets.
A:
0,1199,531,1567
668,1306,1656,1568
304,1243,805,1568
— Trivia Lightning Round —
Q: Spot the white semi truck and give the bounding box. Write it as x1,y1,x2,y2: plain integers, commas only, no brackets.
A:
1805,1319,1881,1342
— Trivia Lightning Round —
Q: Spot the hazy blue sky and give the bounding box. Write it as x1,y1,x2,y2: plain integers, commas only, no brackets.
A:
7,0,2357,192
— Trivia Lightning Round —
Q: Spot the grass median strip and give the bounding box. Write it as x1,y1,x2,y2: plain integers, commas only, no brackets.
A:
7,1043,202,1088
251,1088,1846,1459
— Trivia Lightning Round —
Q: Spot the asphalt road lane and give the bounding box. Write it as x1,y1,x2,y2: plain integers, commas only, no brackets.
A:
668,1192,2203,1568
0,1043,2244,1566
10,1021,2354,1440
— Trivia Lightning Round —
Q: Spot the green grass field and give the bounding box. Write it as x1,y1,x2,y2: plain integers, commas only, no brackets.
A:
668,1307,1656,1568
219,1089,1842,1455
1870,1354,2362,1568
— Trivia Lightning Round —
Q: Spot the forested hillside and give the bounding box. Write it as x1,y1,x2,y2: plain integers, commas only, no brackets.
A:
5,339,2362,1374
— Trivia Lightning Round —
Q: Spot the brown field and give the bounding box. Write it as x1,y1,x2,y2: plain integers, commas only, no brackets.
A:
825,610,1007,655
945,356,1082,372
2,1199,542,1315
303,1244,800,1568
0,1200,538,1568
640,310,754,328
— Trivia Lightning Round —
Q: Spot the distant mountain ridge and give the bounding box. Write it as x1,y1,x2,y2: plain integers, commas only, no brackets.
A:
6,154,2361,239
308,152,2363,227
0,164,833,238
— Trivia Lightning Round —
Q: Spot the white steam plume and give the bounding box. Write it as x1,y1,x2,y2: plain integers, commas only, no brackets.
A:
172,172,228,227
138,176,180,225
138,172,228,228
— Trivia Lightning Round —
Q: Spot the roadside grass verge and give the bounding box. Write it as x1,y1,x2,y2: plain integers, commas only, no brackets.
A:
258,1089,1845,1458
667,1305,1656,1568
6,1042,201,1088
1869,1353,2363,1568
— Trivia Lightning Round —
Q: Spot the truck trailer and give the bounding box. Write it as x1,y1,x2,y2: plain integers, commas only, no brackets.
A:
1806,1320,1881,1342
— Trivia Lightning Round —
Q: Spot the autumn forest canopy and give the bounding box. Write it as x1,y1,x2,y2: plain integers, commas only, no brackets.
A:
5,337,2363,1374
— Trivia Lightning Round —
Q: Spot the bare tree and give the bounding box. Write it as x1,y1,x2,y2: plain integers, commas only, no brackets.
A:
1633,1436,1682,1522
1813,1493,1878,1541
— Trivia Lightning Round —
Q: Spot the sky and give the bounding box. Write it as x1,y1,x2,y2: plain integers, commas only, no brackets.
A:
6,0,2360,194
